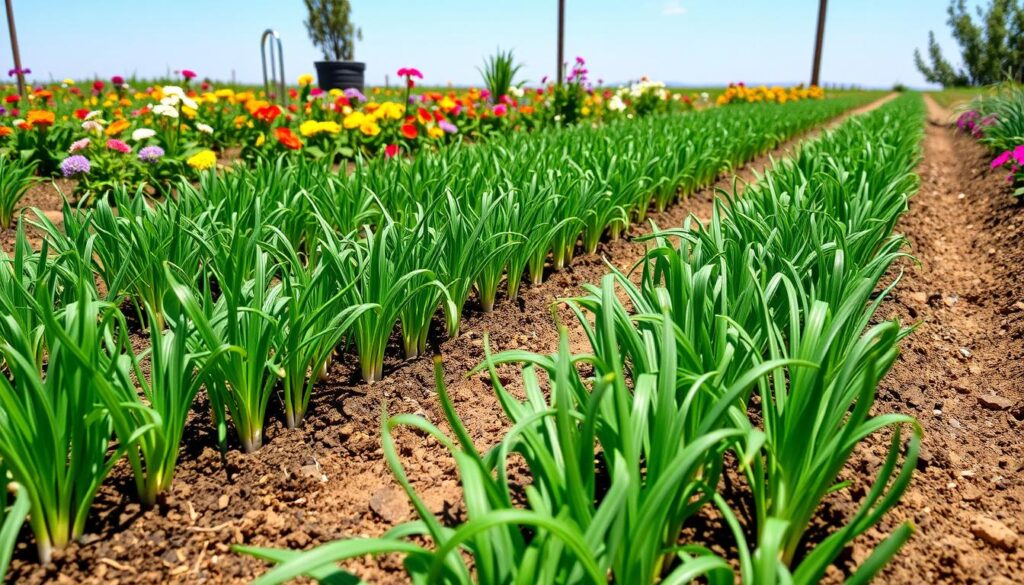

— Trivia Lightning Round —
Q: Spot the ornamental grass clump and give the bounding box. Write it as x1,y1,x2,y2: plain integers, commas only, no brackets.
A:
0,156,38,229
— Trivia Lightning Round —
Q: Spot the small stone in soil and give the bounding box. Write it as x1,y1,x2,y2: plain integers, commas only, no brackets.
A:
978,394,1014,411
970,516,1018,551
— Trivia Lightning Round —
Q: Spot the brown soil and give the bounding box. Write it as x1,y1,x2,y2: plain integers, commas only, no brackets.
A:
829,97,1024,584
16,93,1017,584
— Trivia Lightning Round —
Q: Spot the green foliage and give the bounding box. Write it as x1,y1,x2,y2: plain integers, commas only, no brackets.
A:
235,94,927,585
303,0,362,61
478,49,524,102
0,157,38,229
915,0,1024,86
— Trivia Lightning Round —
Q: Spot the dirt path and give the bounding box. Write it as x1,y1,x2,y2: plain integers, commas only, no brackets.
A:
8,94,900,584
834,96,1024,584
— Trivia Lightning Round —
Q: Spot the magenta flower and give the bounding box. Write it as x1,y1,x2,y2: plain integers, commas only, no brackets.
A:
182,69,197,80
106,138,131,154
493,104,507,116
397,67,423,79
992,151,1011,169
1013,145,1024,165
112,75,125,85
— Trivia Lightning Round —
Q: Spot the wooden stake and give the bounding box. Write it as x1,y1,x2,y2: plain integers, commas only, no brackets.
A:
4,0,25,98
810,0,827,87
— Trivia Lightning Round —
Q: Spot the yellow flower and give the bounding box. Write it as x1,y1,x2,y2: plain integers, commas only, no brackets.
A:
299,120,322,137
187,149,217,170
359,120,381,136
63,78,75,86
328,88,343,98
581,106,591,116
378,101,404,120
233,115,248,128
317,120,341,134
256,132,265,146
298,73,314,87
215,88,235,99
181,105,197,119
428,126,444,139
343,111,366,129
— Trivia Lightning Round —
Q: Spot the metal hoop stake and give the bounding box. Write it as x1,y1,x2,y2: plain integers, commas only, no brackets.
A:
261,29,286,102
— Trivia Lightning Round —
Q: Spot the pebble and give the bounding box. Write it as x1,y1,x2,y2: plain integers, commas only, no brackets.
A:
978,394,1014,411
217,494,230,510
970,516,1018,551
369,487,410,523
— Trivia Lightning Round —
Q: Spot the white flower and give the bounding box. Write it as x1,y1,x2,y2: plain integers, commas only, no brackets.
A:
132,128,156,141
508,85,525,98
152,104,179,118
161,85,198,109
84,110,103,121
607,95,626,112
82,120,104,133
12,118,23,126
195,123,213,134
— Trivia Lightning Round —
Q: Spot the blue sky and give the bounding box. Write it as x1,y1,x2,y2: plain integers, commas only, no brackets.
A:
1,1,968,89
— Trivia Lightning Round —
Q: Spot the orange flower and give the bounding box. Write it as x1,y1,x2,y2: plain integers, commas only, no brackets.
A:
26,110,55,127
105,119,130,136
0,126,11,137
275,127,302,150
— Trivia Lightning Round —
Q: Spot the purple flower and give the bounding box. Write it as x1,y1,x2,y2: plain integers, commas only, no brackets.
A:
343,88,366,101
60,155,91,177
0,106,6,116
138,145,165,163
7,67,29,77
438,120,458,134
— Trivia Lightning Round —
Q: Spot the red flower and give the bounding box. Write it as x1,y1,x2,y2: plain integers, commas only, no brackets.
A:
401,123,418,140
334,96,351,109
416,107,432,125
384,144,399,158
74,108,90,120
201,81,210,91
4,95,18,104
275,127,302,150
92,80,105,92
289,88,298,99
111,75,124,85
253,104,282,124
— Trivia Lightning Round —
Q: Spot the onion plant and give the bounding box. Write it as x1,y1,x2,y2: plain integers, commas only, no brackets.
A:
0,278,136,564
0,157,38,229
268,225,374,426
181,205,287,453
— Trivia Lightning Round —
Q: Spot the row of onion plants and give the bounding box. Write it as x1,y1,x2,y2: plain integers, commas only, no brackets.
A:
237,93,926,583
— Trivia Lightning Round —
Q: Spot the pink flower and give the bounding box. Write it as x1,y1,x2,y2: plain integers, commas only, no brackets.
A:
111,75,124,85
106,138,131,154
397,67,423,79
69,138,90,153
992,151,1011,169
1013,145,1024,165
182,69,197,80
384,143,399,158
493,104,507,117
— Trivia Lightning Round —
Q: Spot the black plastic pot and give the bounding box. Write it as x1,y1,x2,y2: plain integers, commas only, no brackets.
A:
314,61,366,92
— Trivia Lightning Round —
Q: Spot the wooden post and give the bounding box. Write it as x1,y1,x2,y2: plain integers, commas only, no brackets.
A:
556,0,565,84
810,0,827,86
4,0,25,98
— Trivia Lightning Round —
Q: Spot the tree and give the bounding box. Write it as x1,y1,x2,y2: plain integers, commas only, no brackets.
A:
303,0,362,61
914,0,1024,86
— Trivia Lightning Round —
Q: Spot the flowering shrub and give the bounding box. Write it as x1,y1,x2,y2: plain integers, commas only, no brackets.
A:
955,110,998,138
716,82,825,105
990,146,1024,195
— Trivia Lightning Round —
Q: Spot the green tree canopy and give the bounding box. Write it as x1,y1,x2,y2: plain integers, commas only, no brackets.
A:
304,0,362,61
915,0,1024,86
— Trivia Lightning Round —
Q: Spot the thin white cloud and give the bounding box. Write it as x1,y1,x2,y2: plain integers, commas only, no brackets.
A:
663,0,687,16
